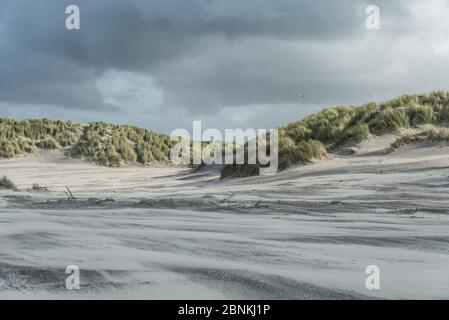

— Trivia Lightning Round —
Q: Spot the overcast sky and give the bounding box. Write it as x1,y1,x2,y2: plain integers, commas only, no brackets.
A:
1,0,448,134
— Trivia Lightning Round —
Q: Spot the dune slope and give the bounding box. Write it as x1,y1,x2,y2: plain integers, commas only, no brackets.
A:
1,134,449,299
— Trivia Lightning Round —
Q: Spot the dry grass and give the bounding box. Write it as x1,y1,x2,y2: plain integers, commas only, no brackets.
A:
0,176,18,191
391,129,449,149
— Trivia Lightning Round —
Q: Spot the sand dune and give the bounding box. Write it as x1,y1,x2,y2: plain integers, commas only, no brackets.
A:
1,136,449,299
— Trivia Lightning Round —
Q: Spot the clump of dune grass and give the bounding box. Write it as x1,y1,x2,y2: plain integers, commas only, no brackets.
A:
391,129,449,149
73,122,172,166
336,123,370,145
35,137,60,149
436,104,449,122
0,139,22,158
220,163,260,179
372,107,410,133
407,102,436,125
221,91,449,178
278,138,327,171
391,133,418,149
220,135,327,179
0,176,18,191
0,118,175,167
0,118,82,157
425,128,449,141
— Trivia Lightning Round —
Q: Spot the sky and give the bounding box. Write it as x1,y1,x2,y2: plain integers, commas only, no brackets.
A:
0,0,449,134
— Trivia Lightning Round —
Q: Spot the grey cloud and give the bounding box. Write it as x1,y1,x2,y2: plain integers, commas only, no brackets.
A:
0,0,447,131
4,0,371,68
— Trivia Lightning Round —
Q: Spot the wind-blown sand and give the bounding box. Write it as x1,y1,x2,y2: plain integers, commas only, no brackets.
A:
1,135,449,299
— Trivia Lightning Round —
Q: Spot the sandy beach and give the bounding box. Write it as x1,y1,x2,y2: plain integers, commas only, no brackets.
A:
1,134,449,299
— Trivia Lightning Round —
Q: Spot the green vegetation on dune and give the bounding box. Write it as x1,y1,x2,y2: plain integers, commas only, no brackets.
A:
282,91,449,146
73,122,173,166
221,91,449,178
0,118,82,158
0,118,173,167
2,91,449,176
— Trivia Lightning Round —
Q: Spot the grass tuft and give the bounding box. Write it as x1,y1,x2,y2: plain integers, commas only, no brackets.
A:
391,129,449,149
0,176,18,191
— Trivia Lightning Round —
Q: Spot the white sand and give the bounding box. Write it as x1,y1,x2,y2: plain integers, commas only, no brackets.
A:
1,137,449,299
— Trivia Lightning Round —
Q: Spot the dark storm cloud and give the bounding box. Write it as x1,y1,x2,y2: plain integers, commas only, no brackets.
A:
0,0,445,128
0,0,408,110
4,0,366,66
